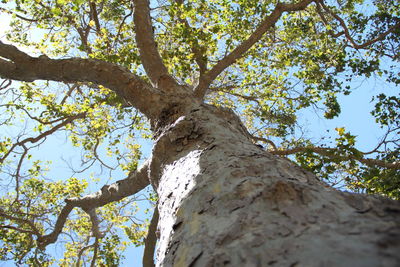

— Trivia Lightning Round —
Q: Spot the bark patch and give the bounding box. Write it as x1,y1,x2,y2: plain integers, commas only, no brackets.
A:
266,181,304,204
264,181,311,223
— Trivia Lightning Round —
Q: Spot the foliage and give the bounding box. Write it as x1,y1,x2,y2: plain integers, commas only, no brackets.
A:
0,0,399,265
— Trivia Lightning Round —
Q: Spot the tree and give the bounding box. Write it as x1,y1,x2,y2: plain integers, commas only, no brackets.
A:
0,0,399,265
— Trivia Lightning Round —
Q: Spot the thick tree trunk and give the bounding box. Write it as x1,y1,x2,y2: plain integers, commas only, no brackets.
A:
149,104,400,267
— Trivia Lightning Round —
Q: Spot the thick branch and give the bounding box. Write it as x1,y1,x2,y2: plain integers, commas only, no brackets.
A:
133,0,177,88
271,146,400,169
36,204,74,249
86,209,104,238
66,161,150,209
193,0,315,99
36,161,150,249
143,205,159,267
0,41,162,118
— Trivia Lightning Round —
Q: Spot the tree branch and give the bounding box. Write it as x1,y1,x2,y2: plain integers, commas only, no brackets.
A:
0,113,86,164
13,144,28,203
143,205,159,267
36,204,74,249
318,0,400,50
315,2,345,38
250,135,278,150
193,0,315,99
76,26,92,54
0,79,12,90
35,161,150,249
65,160,150,209
89,2,102,33
0,41,162,118
0,209,41,236
208,84,261,103
271,146,400,169
113,8,134,47
90,238,99,267
133,0,177,89
0,7,46,23
0,225,37,235
76,239,96,267
85,209,104,238
175,0,207,76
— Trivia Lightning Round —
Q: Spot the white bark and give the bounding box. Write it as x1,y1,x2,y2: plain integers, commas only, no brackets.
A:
149,104,400,266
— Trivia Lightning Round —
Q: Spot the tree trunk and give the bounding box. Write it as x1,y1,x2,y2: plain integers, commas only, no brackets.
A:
149,103,400,267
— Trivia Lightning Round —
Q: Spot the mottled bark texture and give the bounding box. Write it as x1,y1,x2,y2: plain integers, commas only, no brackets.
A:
149,103,400,267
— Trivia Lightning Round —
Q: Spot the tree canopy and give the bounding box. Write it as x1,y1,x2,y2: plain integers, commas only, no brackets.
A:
0,0,399,265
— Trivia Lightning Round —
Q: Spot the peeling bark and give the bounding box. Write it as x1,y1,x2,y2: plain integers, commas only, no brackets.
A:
147,103,400,267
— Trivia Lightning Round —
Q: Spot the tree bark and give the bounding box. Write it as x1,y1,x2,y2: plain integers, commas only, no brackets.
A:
149,102,400,267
